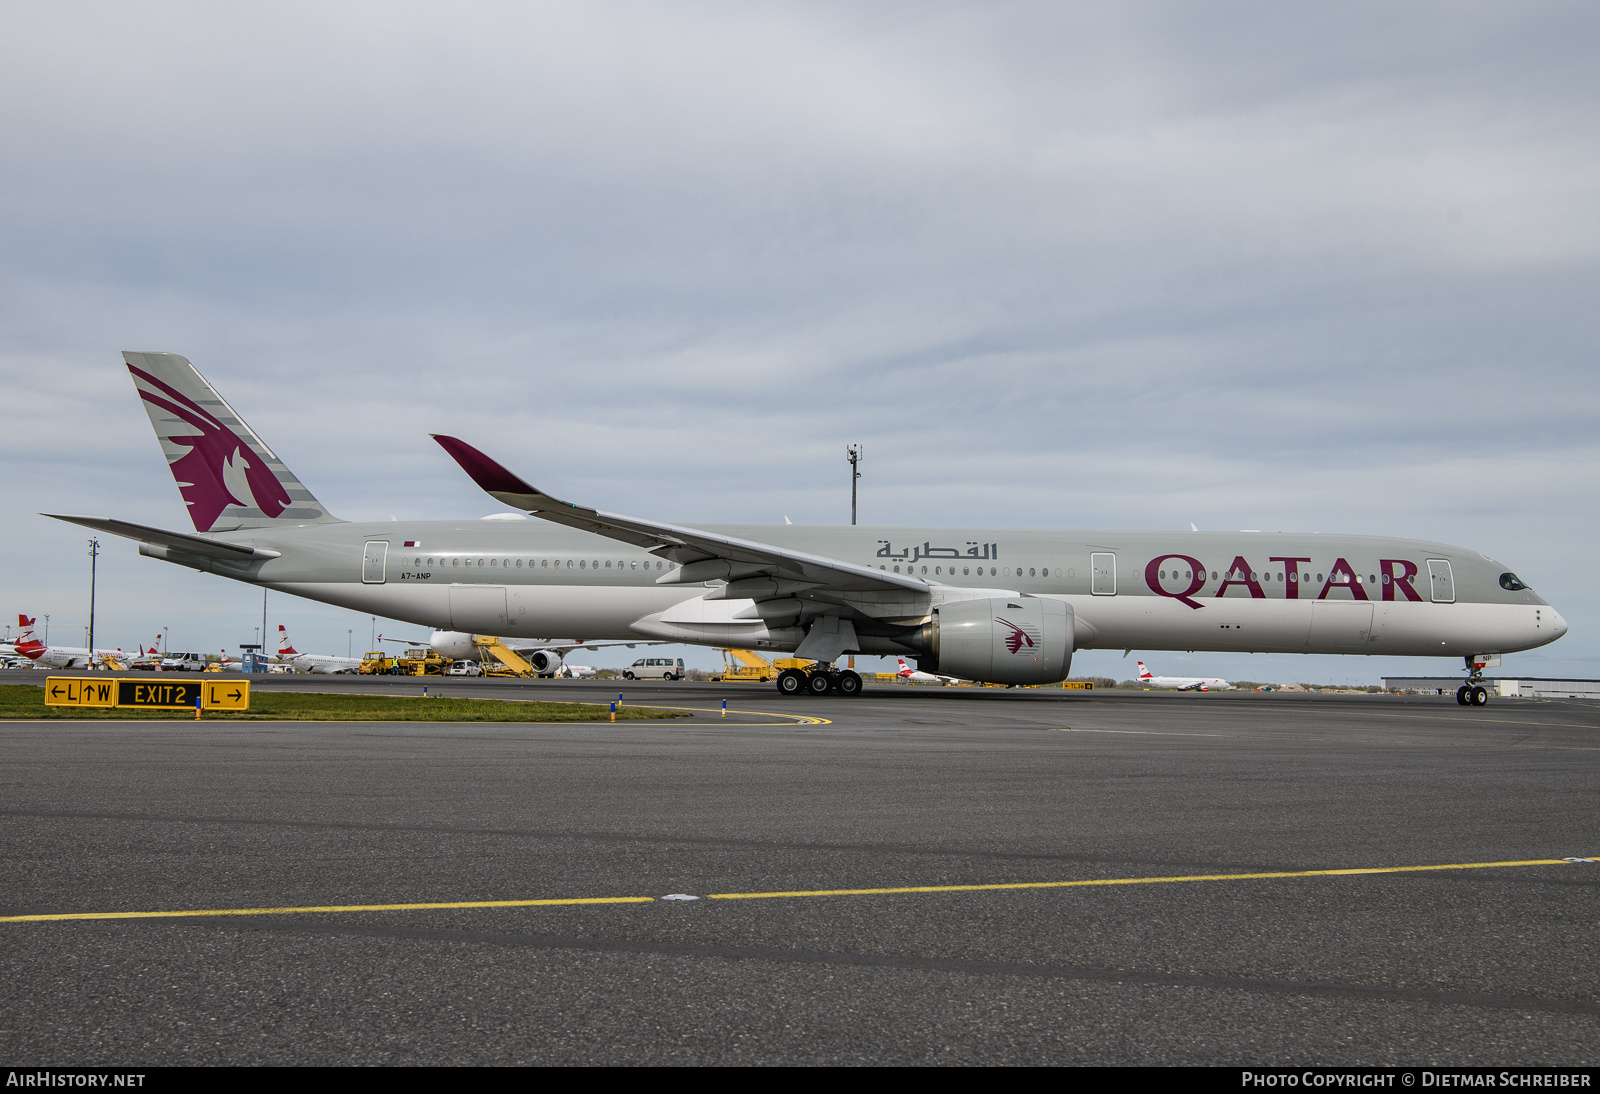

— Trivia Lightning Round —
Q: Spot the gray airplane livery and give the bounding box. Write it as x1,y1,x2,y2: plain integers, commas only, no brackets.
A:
49,353,1567,704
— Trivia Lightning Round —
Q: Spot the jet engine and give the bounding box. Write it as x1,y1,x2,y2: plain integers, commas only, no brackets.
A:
528,649,563,675
429,630,479,661
914,597,1073,685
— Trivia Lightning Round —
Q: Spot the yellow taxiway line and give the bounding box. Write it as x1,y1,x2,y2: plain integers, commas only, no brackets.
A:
640,704,832,725
1,856,1587,924
701,857,1593,899
0,896,654,923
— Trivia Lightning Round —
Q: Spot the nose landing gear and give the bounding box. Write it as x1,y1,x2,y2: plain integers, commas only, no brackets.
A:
1456,655,1496,706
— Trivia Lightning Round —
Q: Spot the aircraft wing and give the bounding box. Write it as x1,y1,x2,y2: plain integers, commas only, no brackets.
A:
433,435,926,596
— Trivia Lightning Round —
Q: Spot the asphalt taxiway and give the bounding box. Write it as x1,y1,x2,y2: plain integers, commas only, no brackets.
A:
2,675,1597,1065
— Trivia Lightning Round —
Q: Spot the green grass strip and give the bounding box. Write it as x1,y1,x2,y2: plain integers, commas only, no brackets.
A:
0,683,688,722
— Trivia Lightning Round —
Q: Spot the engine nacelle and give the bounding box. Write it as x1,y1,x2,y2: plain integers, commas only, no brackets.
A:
916,597,1073,685
527,649,564,675
430,630,479,661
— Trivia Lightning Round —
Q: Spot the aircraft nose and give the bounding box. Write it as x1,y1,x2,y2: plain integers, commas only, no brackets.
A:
1550,609,1569,640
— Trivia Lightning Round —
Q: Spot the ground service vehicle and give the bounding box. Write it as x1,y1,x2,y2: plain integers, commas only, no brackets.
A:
624,657,685,680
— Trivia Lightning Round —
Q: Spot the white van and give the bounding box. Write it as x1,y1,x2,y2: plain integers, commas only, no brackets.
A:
624,657,686,681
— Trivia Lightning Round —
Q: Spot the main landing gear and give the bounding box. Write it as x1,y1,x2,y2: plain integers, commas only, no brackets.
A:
775,666,863,697
1456,655,1493,707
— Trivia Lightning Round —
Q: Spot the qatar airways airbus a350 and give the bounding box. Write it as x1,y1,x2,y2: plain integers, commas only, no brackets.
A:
46,353,1567,704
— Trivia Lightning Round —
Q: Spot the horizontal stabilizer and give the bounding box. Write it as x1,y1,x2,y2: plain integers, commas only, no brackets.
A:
42,514,281,560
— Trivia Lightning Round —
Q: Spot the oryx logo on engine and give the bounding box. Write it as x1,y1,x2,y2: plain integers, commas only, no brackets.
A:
996,616,1038,655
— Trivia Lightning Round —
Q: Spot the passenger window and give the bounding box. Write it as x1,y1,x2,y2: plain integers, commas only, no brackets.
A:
1317,574,1324,582
963,567,969,576
1369,575,1375,584
1382,574,1391,584
490,559,497,566
452,559,459,567
893,565,901,573
604,561,611,569
921,566,927,575
1041,568,1048,577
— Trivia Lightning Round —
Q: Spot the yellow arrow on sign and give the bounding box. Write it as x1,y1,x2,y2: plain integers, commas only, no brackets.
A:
44,678,118,707
203,680,250,710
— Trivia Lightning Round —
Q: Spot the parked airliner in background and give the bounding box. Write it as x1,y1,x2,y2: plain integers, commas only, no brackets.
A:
45,353,1569,706
895,657,962,686
276,625,362,674
11,614,129,669
1135,661,1234,691
377,632,656,677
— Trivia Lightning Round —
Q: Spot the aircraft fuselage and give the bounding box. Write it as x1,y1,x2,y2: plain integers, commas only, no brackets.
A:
148,520,1563,660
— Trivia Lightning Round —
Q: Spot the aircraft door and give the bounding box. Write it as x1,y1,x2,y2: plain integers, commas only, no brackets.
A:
1091,553,1116,595
1427,559,1455,603
361,541,388,584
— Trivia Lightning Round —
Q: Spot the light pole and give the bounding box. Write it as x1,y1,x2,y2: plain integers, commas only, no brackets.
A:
86,538,100,669
44,614,50,646
846,444,862,526
347,630,352,658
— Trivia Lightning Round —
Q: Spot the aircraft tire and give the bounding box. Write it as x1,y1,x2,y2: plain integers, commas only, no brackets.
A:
1456,686,1470,705
1471,685,1489,706
775,669,806,696
835,670,862,697
806,672,835,695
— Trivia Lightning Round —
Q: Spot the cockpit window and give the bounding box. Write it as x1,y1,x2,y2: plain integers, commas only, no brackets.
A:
1499,573,1528,591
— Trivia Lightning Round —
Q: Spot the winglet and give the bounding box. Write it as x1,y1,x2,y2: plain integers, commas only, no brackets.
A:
431,435,541,495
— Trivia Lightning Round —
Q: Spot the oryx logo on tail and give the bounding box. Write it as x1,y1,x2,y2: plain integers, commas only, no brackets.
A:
123,352,337,532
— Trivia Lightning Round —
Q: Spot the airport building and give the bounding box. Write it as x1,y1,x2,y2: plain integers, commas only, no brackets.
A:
1383,677,1600,700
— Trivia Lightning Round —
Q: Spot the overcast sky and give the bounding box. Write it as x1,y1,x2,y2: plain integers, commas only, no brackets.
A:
2,2,1596,682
